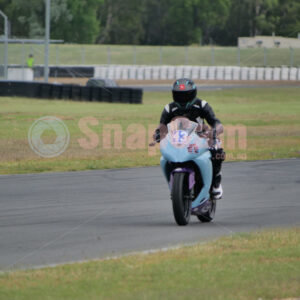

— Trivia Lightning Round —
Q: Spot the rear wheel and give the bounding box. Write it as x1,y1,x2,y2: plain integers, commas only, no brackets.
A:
197,199,217,223
171,172,191,226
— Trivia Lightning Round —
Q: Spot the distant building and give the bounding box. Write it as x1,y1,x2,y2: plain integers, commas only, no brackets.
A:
238,36,300,49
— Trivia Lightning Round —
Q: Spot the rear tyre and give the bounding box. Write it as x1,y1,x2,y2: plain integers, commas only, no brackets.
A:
171,172,191,226
197,199,217,223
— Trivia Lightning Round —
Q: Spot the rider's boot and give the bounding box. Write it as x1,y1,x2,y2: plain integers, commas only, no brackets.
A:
210,148,225,200
211,172,223,200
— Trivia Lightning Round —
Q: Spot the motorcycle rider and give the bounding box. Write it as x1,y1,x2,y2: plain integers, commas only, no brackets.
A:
153,78,225,200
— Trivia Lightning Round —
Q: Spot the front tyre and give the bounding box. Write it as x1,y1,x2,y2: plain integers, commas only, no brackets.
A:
171,172,191,226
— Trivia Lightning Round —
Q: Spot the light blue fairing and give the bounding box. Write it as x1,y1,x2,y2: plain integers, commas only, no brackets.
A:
160,133,212,209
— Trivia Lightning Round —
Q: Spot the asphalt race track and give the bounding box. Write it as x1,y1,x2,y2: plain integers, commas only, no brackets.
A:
1,159,300,270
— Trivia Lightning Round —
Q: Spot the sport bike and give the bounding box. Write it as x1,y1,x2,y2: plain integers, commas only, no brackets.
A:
159,117,217,226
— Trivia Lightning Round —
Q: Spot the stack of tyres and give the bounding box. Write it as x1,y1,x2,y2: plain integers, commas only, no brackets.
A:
52,84,62,99
10,82,26,97
71,67,94,78
99,88,112,103
119,88,132,103
91,87,100,102
0,81,35,97
23,82,41,98
49,67,72,77
110,88,121,103
130,89,143,104
40,83,53,99
81,86,92,101
61,84,72,99
49,67,94,78
0,81,143,104
0,81,13,96
71,85,81,101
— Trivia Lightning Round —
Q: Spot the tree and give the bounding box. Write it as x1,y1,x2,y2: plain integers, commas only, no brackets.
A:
252,0,278,35
142,0,169,45
274,0,300,37
51,0,102,43
1,0,299,46
0,0,102,43
0,0,44,38
193,0,231,45
97,0,145,44
97,0,228,46
216,0,278,45
162,0,196,45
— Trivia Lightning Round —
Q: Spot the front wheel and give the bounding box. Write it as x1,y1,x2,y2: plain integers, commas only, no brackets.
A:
197,199,217,223
171,172,191,226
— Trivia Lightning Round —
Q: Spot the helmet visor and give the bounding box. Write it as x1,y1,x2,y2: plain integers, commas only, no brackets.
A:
172,90,196,104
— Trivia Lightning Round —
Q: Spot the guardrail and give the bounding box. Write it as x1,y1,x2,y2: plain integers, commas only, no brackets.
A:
0,81,143,104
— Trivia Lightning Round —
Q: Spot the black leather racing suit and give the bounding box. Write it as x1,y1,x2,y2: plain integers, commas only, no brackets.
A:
159,98,224,188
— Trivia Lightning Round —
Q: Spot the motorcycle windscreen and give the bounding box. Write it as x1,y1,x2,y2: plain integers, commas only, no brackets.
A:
167,117,198,148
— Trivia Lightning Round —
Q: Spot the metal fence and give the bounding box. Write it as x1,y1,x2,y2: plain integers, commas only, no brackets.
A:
1,44,300,73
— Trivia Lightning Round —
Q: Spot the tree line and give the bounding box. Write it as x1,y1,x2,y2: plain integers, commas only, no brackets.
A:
0,0,299,45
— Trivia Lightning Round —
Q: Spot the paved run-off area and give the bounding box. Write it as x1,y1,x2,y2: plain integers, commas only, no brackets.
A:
0,159,299,270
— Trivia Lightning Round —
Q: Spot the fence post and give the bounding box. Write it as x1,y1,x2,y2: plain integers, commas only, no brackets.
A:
55,45,59,66
185,46,188,65
107,46,111,65
290,47,294,68
159,46,163,65
0,10,9,79
263,47,267,67
237,46,240,66
133,46,136,65
211,47,215,66
22,41,25,80
81,46,86,65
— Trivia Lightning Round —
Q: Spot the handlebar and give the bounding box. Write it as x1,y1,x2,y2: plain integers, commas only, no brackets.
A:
150,127,218,147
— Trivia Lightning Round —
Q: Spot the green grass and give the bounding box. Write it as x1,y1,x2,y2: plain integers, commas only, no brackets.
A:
0,228,299,300
0,87,300,174
0,44,299,67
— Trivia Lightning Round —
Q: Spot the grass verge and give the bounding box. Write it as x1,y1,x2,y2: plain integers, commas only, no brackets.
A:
0,228,299,300
0,87,299,174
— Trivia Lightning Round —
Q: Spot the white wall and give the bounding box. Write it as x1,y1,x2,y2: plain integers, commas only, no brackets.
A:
7,68,34,81
238,36,300,49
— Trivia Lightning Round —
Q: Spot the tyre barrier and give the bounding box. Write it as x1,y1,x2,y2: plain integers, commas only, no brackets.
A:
0,81,143,104
50,66,94,78
40,83,53,99
4,64,300,81
81,86,91,101
32,66,94,78
52,84,62,99
94,65,300,81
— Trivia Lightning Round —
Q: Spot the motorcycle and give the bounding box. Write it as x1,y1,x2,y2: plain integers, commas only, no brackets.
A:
156,117,217,226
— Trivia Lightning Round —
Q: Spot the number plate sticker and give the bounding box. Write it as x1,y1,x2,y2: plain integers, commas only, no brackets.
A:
171,130,188,145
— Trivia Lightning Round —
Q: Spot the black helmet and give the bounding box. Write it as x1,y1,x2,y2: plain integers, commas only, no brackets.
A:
172,78,197,109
